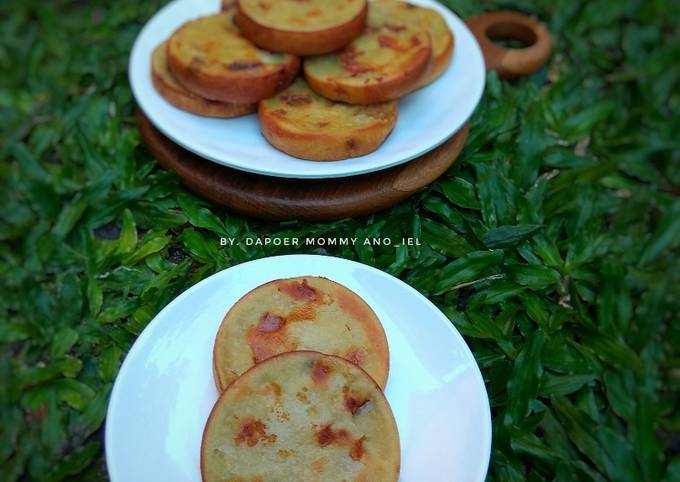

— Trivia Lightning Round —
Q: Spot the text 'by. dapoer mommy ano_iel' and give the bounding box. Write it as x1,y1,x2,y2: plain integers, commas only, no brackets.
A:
220,237,422,247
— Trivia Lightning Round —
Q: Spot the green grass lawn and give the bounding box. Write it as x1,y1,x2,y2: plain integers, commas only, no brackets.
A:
1,0,678,480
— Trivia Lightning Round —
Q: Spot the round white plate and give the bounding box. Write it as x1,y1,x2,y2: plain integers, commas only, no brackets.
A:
129,0,485,179
106,255,491,482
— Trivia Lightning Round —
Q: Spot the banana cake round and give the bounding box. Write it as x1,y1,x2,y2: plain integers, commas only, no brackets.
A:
167,12,300,103
213,276,389,391
259,78,398,160
303,6,432,104
201,351,400,482
371,0,454,87
236,0,368,55
152,41,257,117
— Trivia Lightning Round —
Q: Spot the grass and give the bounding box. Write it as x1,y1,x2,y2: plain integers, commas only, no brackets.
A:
1,0,678,480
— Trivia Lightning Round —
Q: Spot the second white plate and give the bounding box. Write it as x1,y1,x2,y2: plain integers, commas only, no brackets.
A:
128,0,485,179
105,255,492,482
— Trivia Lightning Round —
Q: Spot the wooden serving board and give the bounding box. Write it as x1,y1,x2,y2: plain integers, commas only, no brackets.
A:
137,11,551,221
137,110,468,221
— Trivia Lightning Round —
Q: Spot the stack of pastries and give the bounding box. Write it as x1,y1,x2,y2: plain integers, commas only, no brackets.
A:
152,0,454,160
201,277,400,482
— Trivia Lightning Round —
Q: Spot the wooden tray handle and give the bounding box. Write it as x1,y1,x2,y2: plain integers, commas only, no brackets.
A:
465,11,552,79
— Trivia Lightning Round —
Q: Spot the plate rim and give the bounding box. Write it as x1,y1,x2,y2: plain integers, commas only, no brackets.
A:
128,0,486,179
105,254,492,481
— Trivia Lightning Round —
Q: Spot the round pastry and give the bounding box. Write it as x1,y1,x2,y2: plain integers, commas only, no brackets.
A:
303,8,432,105
236,0,368,56
166,13,300,103
201,351,401,482
151,42,256,117
213,276,389,391
259,78,398,160
371,0,454,87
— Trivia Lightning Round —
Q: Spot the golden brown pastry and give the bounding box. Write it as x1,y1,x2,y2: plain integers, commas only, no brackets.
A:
213,276,389,391
371,0,454,87
304,6,432,104
151,42,256,117
167,13,300,103
201,351,400,482
259,78,398,160
236,0,368,55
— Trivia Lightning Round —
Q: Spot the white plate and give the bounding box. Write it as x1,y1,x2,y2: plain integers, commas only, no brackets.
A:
129,0,485,179
105,255,491,481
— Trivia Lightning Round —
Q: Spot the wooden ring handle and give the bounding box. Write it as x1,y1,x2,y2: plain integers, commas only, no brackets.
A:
465,11,552,79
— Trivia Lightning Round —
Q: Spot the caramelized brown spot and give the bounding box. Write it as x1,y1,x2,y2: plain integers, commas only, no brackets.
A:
316,425,351,447
234,418,276,447
306,8,321,17
247,326,292,363
344,395,369,415
316,425,333,446
279,279,317,301
247,311,293,363
346,138,358,150
317,121,330,127
258,312,285,333
247,283,322,363
312,359,332,384
345,347,365,367
281,94,313,106
227,61,262,70
338,46,372,75
258,1,271,10
378,35,411,51
350,436,366,461
277,449,290,458
270,382,283,397
343,386,370,415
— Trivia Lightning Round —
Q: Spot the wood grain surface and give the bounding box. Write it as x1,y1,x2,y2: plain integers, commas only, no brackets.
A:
136,110,468,221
